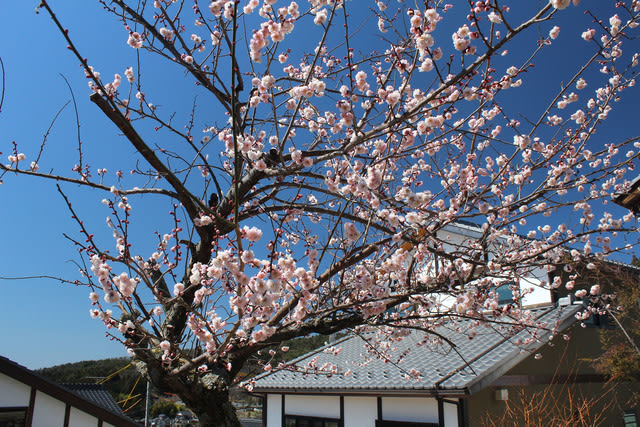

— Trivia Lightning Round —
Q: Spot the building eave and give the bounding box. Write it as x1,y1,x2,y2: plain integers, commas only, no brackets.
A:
0,356,140,427
251,386,470,398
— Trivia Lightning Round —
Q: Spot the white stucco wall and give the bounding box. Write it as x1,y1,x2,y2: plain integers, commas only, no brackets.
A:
443,400,459,427
31,391,65,427
381,397,439,423
68,406,99,427
520,269,552,307
267,394,282,427
265,394,460,427
344,396,377,427
0,372,30,407
285,395,340,418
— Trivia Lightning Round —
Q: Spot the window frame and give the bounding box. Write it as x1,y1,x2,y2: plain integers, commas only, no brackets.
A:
624,410,638,427
0,406,28,427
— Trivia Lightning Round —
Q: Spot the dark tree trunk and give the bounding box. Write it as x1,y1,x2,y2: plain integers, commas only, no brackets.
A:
181,386,242,427
133,359,242,427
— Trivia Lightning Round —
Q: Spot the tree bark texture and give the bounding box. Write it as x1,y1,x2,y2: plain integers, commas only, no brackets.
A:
133,359,242,427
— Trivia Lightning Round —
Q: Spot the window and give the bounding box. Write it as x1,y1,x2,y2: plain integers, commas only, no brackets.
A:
0,407,27,427
495,282,515,305
624,410,638,427
582,312,614,329
285,415,339,427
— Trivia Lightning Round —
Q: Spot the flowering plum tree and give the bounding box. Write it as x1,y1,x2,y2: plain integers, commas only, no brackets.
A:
3,0,640,425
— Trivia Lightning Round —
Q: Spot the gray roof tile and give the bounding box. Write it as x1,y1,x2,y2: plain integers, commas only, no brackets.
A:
251,303,582,396
62,383,125,415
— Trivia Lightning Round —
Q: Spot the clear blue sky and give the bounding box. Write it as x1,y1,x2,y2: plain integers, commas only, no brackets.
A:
0,1,639,369
0,2,136,369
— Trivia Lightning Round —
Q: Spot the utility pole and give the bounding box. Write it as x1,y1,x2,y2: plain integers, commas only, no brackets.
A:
144,381,151,427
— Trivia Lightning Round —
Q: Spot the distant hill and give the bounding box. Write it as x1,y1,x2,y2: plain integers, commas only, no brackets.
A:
36,333,343,417
243,333,343,376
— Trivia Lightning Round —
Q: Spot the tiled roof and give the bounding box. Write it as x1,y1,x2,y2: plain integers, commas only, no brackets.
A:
62,383,124,415
251,303,582,396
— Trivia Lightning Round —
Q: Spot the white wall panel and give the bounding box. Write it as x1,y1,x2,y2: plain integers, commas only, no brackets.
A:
285,394,340,418
31,391,65,427
68,406,98,427
344,396,377,427
0,372,30,406
267,394,282,427
443,400,459,427
381,397,438,423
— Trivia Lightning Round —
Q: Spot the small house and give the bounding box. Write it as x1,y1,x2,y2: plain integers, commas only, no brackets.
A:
0,355,140,427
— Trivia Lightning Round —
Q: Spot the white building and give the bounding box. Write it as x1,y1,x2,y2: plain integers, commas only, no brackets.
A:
251,303,583,427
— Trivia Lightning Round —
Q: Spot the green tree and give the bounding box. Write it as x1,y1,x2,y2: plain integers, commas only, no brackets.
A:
150,400,185,419
593,258,640,384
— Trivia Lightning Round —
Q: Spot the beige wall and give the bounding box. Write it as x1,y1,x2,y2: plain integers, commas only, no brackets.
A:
467,325,640,427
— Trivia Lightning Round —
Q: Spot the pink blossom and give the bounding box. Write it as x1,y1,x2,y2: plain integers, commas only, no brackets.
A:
488,11,502,23
582,29,595,41
610,14,622,35
261,74,275,89
570,110,585,124
159,27,174,40
314,9,327,26
241,250,255,263
104,290,120,304
173,283,185,296
344,222,360,242
255,159,267,170
243,225,263,242
550,0,571,9
127,32,143,49
209,0,224,16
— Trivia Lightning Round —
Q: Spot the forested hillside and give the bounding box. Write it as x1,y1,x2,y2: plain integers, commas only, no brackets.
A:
35,333,341,418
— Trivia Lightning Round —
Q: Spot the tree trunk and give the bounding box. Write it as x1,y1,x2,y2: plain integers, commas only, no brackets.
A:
183,389,242,427
133,359,242,427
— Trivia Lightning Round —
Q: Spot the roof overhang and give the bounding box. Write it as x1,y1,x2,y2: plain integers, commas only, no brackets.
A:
613,175,640,212
251,386,470,398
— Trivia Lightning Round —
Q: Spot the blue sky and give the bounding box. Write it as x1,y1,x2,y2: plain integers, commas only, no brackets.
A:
1,1,639,369
0,3,135,368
